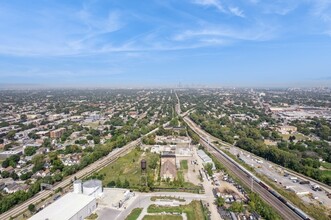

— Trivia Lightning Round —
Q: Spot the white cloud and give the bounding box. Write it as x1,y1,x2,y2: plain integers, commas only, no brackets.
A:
193,0,226,13
311,0,331,22
173,24,276,42
229,7,245,17
193,0,245,17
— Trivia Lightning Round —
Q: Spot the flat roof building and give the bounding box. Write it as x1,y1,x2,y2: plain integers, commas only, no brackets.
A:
50,128,66,139
29,192,96,220
197,149,215,170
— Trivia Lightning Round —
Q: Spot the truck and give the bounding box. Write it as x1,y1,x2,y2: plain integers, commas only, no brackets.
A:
299,180,310,185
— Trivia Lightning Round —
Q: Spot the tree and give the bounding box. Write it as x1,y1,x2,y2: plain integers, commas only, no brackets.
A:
53,173,63,182
215,197,225,207
289,135,296,142
93,136,100,145
2,159,9,168
10,172,19,180
28,132,39,140
123,179,130,188
32,154,45,172
6,131,16,140
51,159,64,172
1,171,10,178
24,146,37,156
204,163,213,176
107,181,116,187
229,202,244,213
20,172,33,181
116,178,122,187
28,203,35,213
42,138,51,148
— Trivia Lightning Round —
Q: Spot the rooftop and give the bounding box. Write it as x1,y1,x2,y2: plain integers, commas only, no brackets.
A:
29,192,95,220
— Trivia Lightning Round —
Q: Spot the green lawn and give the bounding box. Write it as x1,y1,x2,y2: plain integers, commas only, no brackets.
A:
321,162,331,170
125,208,143,220
321,170,331,178
180,160,188,170
281,133,308,141
98,148,160,188
143,215,182,220
147,201,205,220
158,171,200,190
151,196,185,202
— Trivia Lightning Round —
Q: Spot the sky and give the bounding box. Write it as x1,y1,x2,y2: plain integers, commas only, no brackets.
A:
0,0,331,88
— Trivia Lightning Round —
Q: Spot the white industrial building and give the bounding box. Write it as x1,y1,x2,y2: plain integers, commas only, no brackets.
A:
29,179,103,220
197,149,216,170
74,179,103,198
29,193,96,220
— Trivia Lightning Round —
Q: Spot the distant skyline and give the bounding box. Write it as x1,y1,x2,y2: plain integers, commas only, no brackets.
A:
0,0,331,87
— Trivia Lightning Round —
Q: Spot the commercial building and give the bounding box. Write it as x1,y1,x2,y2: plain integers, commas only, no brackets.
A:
73,179,103,198
29,192,96,220
197,149,215,170
160,152,177,181
50,128,66,139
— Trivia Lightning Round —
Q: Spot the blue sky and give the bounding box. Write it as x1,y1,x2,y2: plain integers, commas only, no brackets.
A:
0,0,331,87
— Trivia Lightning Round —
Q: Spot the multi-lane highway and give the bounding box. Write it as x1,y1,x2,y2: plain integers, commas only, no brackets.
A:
184,116,307,220
0,126,164,220
183,113,331,194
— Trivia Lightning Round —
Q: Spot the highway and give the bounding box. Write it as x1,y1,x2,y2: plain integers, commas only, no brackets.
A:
0,125,164,220
184,116,304,220
183,114,331,193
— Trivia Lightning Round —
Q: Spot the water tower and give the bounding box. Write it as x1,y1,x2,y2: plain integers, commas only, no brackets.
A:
141,159,147,173
140,159,147,186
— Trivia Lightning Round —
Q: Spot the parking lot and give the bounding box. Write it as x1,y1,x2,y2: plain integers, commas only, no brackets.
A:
226,147,331,208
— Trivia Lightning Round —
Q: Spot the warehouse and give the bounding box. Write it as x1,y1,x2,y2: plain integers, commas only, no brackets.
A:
29,192,96,220
197,149,216,170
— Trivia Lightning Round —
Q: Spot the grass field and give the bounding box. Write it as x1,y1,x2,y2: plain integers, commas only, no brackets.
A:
321,162,331,170
281,133,308,141
98,148,160,188
321,170,331,178
180,160,188,170
147,201,206,220
143,215,182,220
151,196,185,202
125,208,143,220
86,121,100,128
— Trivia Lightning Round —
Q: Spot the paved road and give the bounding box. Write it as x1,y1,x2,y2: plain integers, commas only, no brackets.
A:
192,146,220,220
184,116,302,220
103,192,207,220
186,115,331,193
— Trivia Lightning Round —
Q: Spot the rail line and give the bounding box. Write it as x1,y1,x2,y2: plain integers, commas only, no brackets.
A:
184,116,312,220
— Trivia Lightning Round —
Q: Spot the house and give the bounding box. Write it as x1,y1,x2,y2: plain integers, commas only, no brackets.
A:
4,182,20,193
4,166,15,173
42,169,51,177
160,152,177,181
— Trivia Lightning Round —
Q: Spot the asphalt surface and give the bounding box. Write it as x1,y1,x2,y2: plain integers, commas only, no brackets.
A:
184,116,302,220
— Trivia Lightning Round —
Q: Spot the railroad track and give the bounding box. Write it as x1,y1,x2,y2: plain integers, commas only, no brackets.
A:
185,116,331,193
206,144,301,220
0,126,159,220
184,116,311,220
